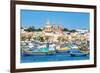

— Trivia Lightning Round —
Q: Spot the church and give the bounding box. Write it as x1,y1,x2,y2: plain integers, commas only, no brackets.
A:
43,20,63,34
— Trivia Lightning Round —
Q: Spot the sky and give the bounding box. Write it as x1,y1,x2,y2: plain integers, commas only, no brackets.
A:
21,9,90,30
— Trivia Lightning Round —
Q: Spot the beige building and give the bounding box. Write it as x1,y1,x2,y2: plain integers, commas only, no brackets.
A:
43,21,63,34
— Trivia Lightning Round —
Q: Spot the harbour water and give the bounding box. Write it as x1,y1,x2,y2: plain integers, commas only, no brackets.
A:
21,51,89,63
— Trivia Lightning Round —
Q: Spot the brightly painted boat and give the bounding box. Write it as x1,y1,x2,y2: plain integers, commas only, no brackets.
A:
68,49,89,56
56,47,70,53
23,46,56,55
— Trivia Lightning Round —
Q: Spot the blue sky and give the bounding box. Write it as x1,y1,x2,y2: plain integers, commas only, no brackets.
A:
21,10,90,30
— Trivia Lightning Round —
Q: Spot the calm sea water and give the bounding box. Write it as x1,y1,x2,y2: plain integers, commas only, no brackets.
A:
21,52,89,63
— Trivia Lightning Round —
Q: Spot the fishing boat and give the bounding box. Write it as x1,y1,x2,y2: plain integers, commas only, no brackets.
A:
55,43,71,53
23,49,47,56
71,45,79,49
23,48,56,55
56,47,70,53
23,43,56,55
69,49,89,56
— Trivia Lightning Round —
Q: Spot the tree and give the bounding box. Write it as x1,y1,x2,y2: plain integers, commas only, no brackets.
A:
21,36,27,41
70,29,76,32
24,26,35,32
36,28,42,31
39,36,45,42
63,28,69,31
21,27,23,29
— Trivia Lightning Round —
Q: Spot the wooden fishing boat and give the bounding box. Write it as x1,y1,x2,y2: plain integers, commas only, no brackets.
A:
69,49,89,57
23,47,56,55
70,52,88,56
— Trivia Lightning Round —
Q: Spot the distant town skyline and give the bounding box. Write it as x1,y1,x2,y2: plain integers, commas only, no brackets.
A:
21,9,90,30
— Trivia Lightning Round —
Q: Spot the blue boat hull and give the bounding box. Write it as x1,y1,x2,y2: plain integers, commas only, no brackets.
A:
70,52,88,56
